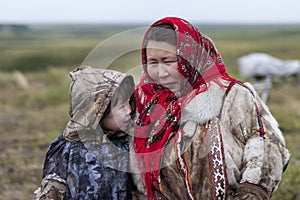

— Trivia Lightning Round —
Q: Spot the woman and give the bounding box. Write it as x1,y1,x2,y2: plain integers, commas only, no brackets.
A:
132,17,290,200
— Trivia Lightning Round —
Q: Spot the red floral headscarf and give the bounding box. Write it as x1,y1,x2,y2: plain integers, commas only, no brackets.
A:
134,17,236,199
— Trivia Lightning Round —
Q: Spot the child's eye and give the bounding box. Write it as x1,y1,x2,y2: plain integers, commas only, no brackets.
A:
119,102,129,109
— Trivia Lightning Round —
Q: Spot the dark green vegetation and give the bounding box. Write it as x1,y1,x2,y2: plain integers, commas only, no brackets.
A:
0,24,299,199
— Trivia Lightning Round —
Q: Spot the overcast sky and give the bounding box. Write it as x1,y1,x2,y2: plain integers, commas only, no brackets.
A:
1,0,300,24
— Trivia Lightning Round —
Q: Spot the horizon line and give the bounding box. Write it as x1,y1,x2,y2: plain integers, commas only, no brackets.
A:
1,20,300,26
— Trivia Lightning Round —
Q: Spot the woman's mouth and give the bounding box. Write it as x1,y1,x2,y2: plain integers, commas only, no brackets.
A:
162,82,175,88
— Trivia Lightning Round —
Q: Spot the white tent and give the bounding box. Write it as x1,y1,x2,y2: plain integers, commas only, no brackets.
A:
237,53,300,102
237,53,300,78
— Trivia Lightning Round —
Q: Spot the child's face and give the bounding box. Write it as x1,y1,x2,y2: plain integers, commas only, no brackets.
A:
101,93,132,132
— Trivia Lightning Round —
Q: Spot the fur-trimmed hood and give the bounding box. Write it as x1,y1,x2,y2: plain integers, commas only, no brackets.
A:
63,66,134,142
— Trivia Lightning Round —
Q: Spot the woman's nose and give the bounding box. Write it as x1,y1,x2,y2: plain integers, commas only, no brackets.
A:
157,64,169,78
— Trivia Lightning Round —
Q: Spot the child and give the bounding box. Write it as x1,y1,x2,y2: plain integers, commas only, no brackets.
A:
35,66,135,199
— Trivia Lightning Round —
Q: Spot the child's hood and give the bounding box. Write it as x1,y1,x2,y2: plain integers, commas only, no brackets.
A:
63,66,134,142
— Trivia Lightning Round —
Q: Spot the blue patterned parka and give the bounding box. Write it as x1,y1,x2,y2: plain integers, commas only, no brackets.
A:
38,66,135,200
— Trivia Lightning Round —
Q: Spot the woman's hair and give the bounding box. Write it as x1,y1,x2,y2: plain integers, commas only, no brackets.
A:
144,24,176,47
101,77,136,121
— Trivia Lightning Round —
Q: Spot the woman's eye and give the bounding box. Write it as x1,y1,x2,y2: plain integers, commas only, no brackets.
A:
147,63,158,68
165,60,176,64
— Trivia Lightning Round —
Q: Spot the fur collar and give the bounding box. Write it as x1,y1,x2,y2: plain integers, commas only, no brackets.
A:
182,81,225,125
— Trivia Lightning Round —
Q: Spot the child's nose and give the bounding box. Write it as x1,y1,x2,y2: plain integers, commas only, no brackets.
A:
125,104,132,115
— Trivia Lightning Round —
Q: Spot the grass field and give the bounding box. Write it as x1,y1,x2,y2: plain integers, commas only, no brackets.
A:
0,24,299,199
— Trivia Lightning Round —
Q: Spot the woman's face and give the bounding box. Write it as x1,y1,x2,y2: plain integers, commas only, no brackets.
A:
146,40,184,93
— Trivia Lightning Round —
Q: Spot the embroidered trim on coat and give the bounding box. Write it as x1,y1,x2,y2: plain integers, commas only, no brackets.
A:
206,117,228,200
175,129,195,200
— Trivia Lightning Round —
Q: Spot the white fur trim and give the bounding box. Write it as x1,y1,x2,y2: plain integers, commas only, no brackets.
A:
182,121,197,137
241,137,264,183
182,82,225,124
